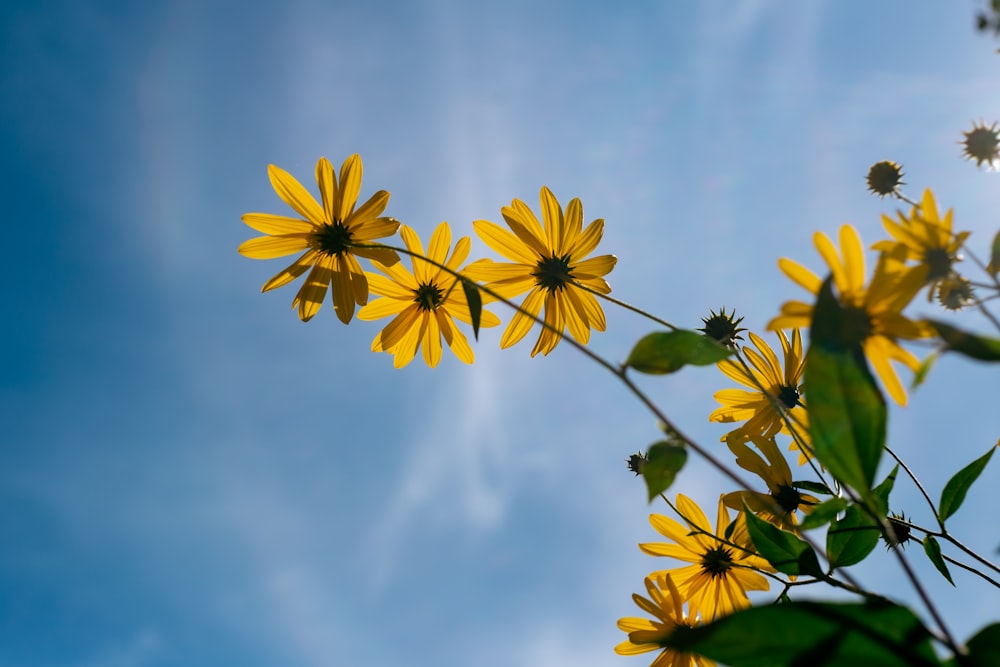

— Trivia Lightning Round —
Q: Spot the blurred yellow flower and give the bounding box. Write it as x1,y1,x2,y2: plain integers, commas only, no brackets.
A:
709,330,810,462
463,187,616,356
358,222,499,368
239,155,400,323
768,225,928,406
722,433,818,530
872,189,969,301
615,574,717,667
640,494,771,621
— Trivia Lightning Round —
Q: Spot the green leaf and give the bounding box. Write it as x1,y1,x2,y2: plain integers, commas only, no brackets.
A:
827,504,881,568
927,320,1000,362
988,229,1000,276
911,350,939,389
743,507,823,576
663,600,943,667
793,480,834,495
871,466,898,516
922,535,954,585
806,277,887,499
641,441,687,502
800,497,849,530
460,278,483,341
964,623,1000,667
625,330,732,375
939,446,996,521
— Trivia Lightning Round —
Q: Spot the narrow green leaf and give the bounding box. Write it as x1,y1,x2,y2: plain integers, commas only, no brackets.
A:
871,466,898,516
800,497,849,530
965,622,1000,667
806,277,887,499
939,446,996,521
927,320,1000,362
460,278,483,341
988,229,1000,276
743,507,823,576
641,441,687,502
663,600,943,667
911,350,939,389
922,536,954,585
827,505,881,568
625,330,732,375
794,480,834,495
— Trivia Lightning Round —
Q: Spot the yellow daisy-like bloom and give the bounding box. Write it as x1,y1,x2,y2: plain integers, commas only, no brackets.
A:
709,330,810,463
872,189,970,301
357,222,500,368
462,187,617,356
722,433,818,530
640,494,771,621
615,574,717,667
239,155,400,323
767,225,928,406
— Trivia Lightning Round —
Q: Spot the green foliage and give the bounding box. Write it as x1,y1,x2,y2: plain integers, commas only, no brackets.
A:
989,230,1000,276
625,330,732,374
827,504,881,568
805,277,887,501
793,480,834,496
663,600,943,667
939,446,996,521
962,623,1000,667
927,320,1000,362
461,278,483,340
922,536,954,585
743,508,823,577
640,441,687,502
799,497,849,530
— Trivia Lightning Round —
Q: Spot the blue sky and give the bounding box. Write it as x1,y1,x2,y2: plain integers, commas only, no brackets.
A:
2,1,998,666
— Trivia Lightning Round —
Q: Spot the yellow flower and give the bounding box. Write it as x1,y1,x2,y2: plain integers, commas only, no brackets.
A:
357,222,500,368
239,155,400,323
462,187,617,356
722,433,818,530
615,574,717,667
768,225,928,406
709,330,810,463
640,494,771,621
872,189,970,300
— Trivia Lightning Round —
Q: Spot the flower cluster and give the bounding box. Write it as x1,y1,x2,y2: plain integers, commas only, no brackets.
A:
239,156,616,366
240,148,999,667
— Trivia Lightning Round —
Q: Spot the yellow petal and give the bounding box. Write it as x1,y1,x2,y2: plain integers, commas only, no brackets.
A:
316,157,336,223
238,235,310,259
293,257,332,322
268,164,325,224
337,154,363,221
242,213,314,235
500,288,543,349
261,250,319,292
474,219,539,265
778,258,820,294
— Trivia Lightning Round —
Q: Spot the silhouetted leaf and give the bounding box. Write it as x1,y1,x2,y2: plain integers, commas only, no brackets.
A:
641,441,687,502
625,330,732,374
806,278,886,500
940,446,995,521
922,536,954,586
664,599,942,667
461,278,483,340
744,508,823,576
927,320,1000,362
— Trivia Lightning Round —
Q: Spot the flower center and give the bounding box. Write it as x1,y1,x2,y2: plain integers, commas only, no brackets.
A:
312,222,353,256
700,545,734,577
923,247,953,282
773,484,804,514
777,384,801,409
532,254,574,292
414,282,444,311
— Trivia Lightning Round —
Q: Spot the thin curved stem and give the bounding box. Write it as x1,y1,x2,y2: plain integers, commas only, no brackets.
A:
574,282,678,330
